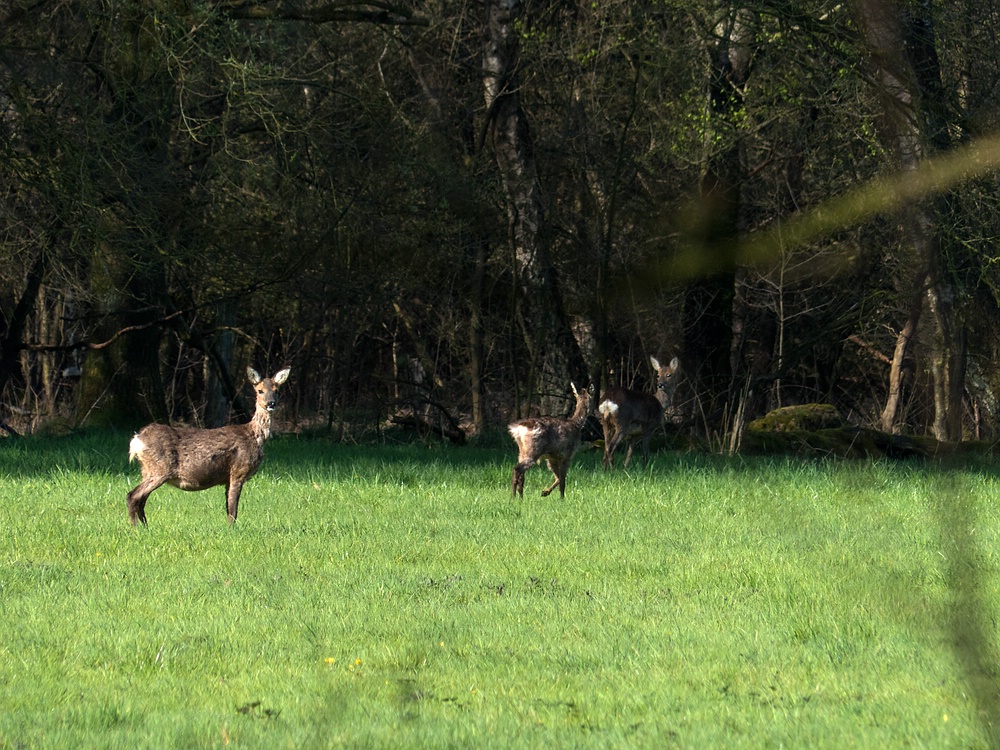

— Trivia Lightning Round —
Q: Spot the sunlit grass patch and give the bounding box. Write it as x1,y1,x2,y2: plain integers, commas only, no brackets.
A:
0,435,998,748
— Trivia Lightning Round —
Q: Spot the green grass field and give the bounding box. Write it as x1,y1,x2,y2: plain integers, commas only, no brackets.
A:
2,432,1000,748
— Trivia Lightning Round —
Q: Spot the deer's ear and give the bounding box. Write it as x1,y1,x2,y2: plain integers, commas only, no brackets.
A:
670,356,680,371
570,382,578,396
650,356,661,371
247,367,262,385
273,368,291,385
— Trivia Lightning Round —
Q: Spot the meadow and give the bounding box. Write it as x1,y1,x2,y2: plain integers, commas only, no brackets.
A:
2,431,1000,748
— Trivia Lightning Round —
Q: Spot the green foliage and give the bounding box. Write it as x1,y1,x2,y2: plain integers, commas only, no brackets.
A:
1,434,998,747
4,0,1000,437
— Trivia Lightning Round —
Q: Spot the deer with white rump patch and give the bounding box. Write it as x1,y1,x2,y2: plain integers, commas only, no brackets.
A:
508,383,592,499
599,356,680,469
126,367,290,526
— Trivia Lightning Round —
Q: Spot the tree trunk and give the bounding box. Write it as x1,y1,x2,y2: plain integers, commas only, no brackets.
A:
205,298,238,427
857,0,964,440
468,235,489,433
483,0,588,413
683,7,753,422
880,269,925,433
730,267,778,420
74,237,170,428
0,249,46,401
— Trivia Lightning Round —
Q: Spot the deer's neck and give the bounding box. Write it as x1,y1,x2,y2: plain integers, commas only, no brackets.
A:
570,399,591,427
655,388,672,412
250,407,273,446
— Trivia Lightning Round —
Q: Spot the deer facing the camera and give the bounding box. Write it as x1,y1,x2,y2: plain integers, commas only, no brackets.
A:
508,383,592,498
126,367,290,526
599,356,680,469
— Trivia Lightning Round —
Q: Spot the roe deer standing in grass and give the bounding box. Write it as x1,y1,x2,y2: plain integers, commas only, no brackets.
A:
126,367,290,526
508,382,592,498
598,356,680,470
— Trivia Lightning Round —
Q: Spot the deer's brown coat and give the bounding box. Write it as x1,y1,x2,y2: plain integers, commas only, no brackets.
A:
126,367,290,526
508,383,592,498
598,356,680,469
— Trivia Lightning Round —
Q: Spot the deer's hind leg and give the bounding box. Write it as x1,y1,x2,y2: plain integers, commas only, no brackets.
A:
512,458,534,498
604,425,628,470
126,477,165,526
623,440,636,468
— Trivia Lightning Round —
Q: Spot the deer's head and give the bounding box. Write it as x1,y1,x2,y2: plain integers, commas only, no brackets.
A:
650,356,680,408
248,367,291,412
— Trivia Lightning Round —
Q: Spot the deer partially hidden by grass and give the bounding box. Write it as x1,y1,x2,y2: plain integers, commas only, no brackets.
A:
126,367,290,526
599,356,680,470
508,382,592,499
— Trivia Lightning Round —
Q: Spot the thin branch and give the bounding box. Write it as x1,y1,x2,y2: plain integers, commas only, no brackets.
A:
217,0,428,26
20,309,187,353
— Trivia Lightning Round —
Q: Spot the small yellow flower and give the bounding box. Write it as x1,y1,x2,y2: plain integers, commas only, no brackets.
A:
323,657,336,665
355,658,362,666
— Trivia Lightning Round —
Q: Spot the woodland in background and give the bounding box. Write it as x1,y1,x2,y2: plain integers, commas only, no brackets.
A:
3,0,1000,446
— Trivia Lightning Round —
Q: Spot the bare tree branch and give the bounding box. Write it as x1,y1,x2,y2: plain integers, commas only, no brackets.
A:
217,0,428,25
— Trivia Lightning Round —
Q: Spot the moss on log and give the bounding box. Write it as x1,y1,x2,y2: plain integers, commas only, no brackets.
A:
742,403,999,459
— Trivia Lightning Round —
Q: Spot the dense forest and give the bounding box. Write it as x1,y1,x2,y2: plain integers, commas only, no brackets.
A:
3,0,1000,446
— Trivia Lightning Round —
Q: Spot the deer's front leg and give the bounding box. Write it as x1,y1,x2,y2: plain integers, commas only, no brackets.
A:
540,457,565,497
226,481,244,523
640,430,655,467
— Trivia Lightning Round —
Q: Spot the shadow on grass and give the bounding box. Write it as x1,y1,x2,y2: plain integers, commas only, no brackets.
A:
0,428,130,478
935,471,1000,746
6,428,1000,483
